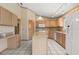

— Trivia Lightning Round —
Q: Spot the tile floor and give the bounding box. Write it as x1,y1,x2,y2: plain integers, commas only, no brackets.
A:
0,40,32,55
0,39,66,55
48,39,66,55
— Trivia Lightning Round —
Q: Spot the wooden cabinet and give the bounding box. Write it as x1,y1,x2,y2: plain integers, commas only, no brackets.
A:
48,29,55,39
7,35,17,49
7,35,20,49
0,7,17,26
0,7,7,25
49,20,58,27
6,10,12,25
0,39,7,52
56,32,66,48
44,20,49,27
36,20,45,27
12,14,17,26
57,17,64,27
0,7,12,25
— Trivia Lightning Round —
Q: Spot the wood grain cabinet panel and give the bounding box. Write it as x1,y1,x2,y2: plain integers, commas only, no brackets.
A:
12,14,17,26
0,7,7,25
6,10,12,25
0,7,12,25
48,30,55,39
0,7,17,26
44,20,49,27
57,17,64,27
49,20,58,27
56,33,65,48
7,35,21,49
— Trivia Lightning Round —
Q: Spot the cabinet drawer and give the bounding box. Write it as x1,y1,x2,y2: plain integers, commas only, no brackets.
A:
7,36,18,49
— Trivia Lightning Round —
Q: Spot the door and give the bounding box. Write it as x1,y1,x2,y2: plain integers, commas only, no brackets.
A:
28,20,34,40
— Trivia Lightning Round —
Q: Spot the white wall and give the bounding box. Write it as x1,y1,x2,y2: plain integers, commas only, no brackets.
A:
20,8,36,40
64,11,79,54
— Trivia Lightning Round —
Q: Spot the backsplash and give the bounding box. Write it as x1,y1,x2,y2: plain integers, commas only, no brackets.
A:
0,26,15,33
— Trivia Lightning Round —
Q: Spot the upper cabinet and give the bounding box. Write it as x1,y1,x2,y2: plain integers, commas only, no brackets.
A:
49,17,64,27
49,20,58,27
36,17,64,28
0,7,17,26
57,17,64,27
12,14,17,26
44,19,50,27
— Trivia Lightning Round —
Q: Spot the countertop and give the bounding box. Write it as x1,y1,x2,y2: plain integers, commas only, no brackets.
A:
55,31,66,34
32,32,48,55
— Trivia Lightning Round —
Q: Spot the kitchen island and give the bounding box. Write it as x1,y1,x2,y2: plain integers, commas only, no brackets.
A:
32,32,48,55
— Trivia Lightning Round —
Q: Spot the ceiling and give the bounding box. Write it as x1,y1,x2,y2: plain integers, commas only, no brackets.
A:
22,3,79,18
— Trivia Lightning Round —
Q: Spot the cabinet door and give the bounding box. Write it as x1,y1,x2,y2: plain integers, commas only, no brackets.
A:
7,36,17,48
6,10,12,25
48,30,55,39
0,7,12,25
57,17,64,27
12,14,17,26
0,39,7,52
49,20,57,27
45,20,49,27
0,7,7,25
62,34,65,48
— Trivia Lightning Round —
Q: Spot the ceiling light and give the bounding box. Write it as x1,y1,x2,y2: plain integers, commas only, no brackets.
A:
76,19,79,22
37,16,43,20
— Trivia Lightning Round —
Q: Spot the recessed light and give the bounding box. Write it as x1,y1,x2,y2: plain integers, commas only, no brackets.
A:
76,19,79,22
37,16,43,20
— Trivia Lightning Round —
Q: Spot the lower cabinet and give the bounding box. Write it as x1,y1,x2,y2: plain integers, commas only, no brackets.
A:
56,32,66,48
7,35,20,49
0,39,7,52
48,30,55,39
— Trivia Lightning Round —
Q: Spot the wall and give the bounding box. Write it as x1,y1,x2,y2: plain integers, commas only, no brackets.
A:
63,6,79,54
20,8,36,40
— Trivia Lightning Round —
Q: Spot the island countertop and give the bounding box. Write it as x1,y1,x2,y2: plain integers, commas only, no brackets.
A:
32,32,48,55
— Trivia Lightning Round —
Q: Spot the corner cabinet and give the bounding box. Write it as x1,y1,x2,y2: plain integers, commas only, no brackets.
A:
0,7,17,26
